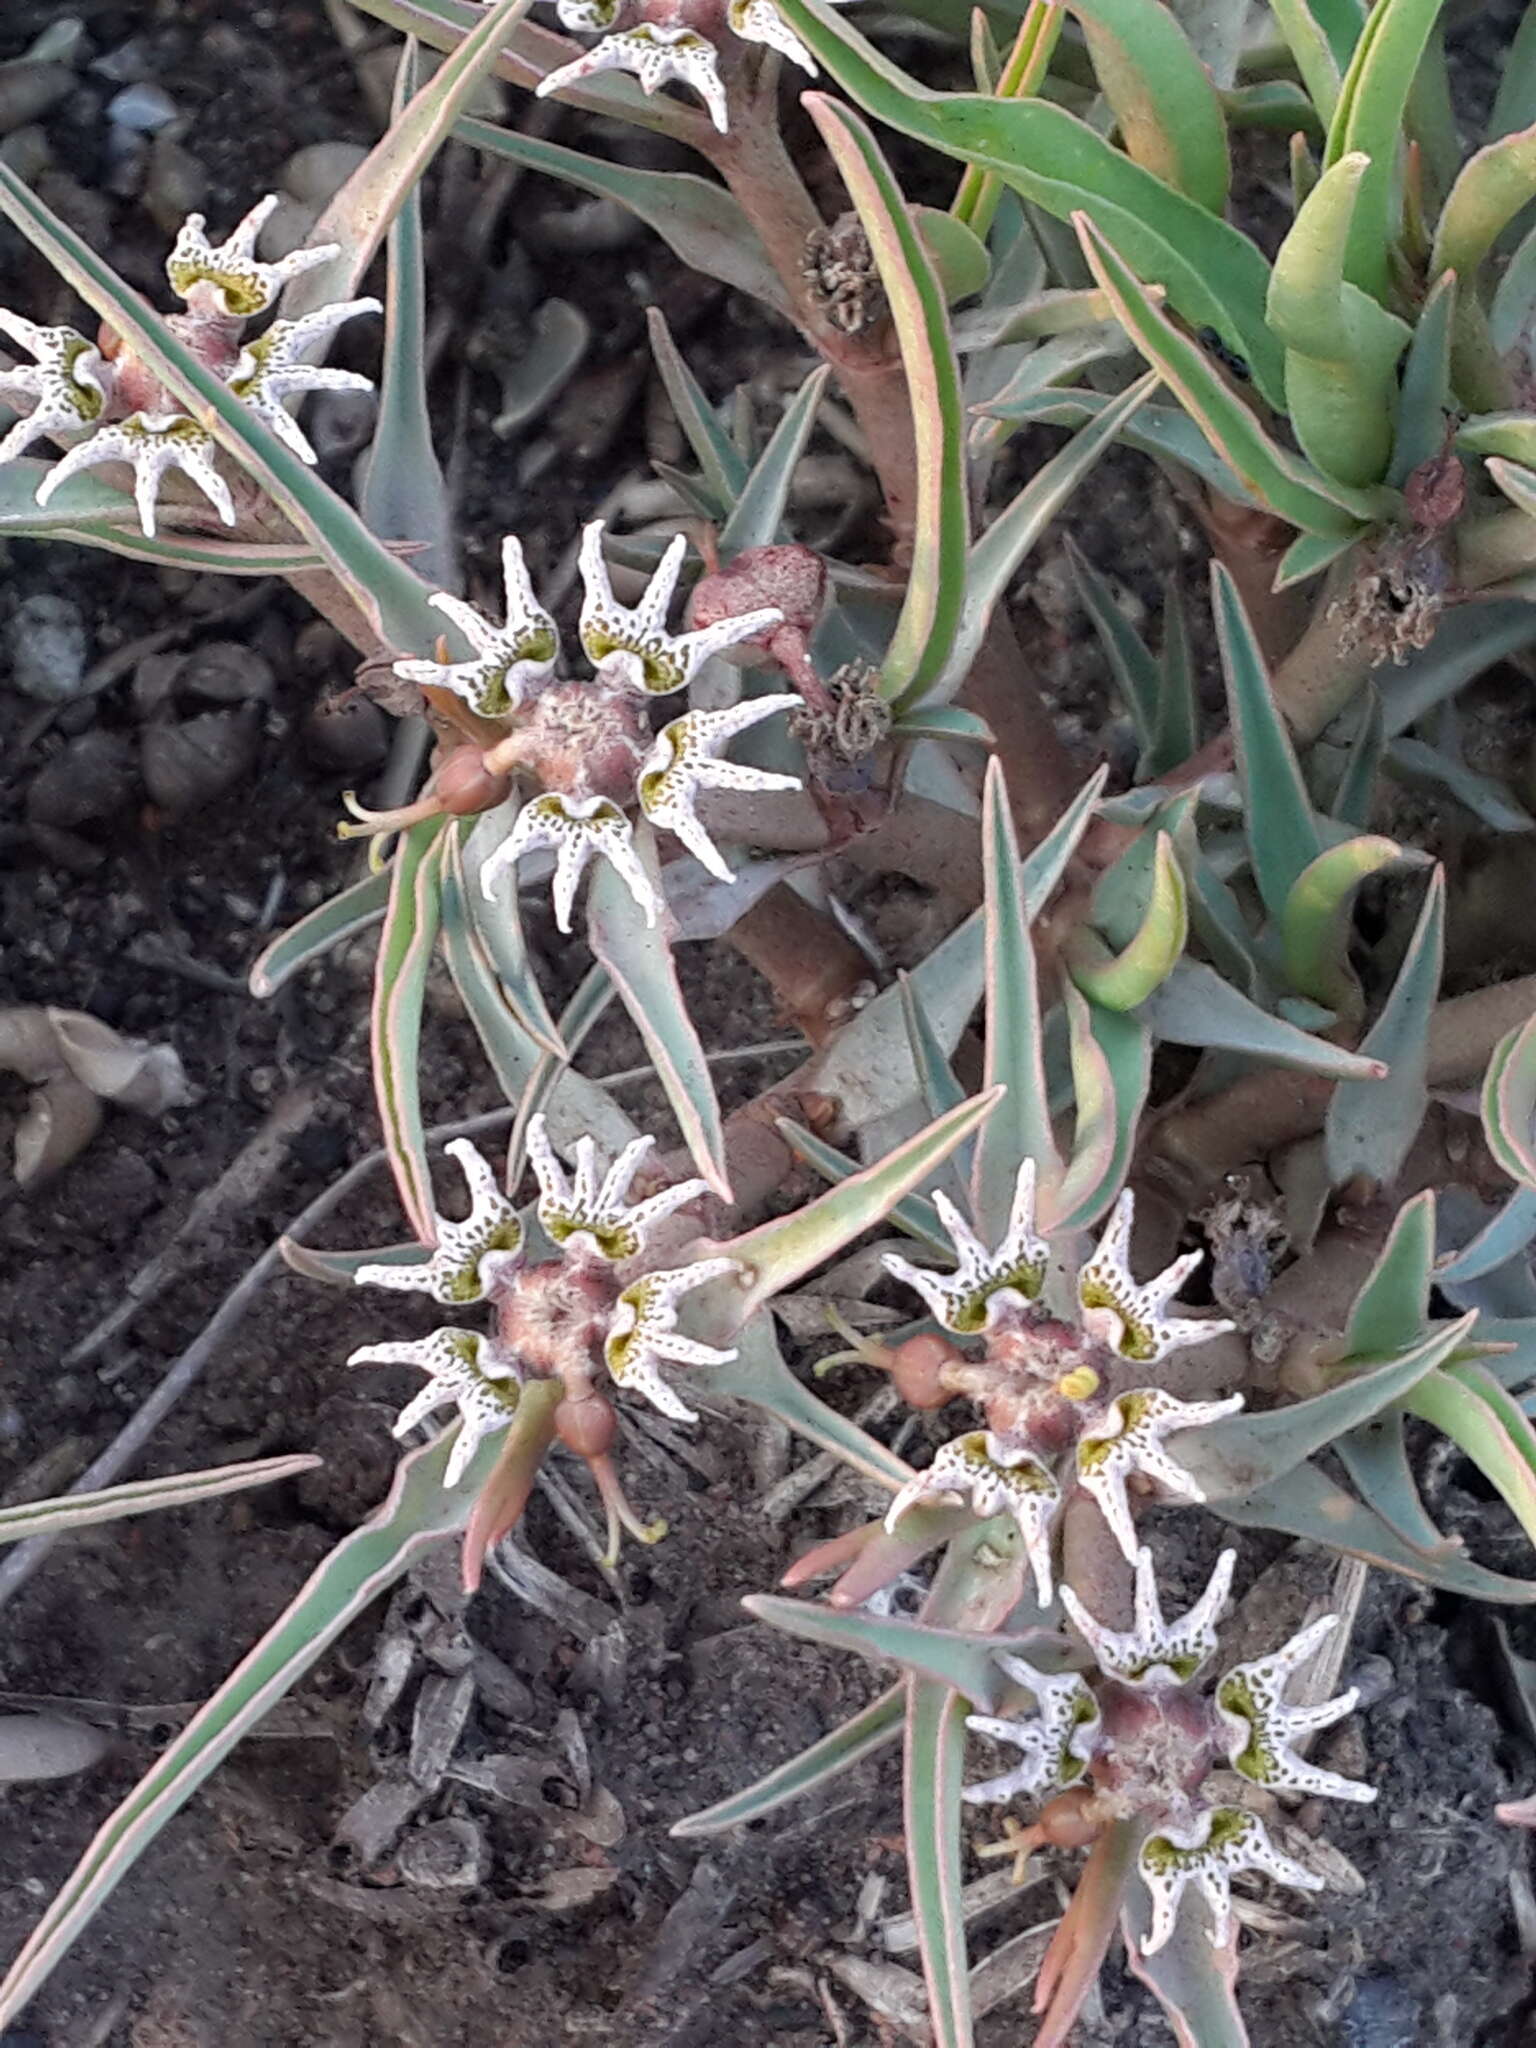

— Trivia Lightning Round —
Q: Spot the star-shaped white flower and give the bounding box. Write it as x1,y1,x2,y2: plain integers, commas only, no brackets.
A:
1138,1806,1323,1956
1215,1615,1377,1805
576,522,782,696
1073,1387,1244,1562
963,1658,1101,1805
537,25,731,133
604,1257,744,1421
348,1326,521,1486
883,1158,1049,1336
1077,1189,1235,1363
480,791,659,933
394,535,561,717
353,1140,523,1304
166,194,338,319
1059,1545,1234,1687
36,412,234,538
884,1429,1061,1605
637,696,801,881
0,315,112,463
227,298,381,464
525,1113,707,1264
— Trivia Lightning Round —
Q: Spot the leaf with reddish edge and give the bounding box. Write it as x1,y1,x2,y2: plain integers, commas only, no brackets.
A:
708,1314,916,1490
460,1378,563,1594
671,1684,904,1838
586,837,730,1201
708,1089,1002,1327
0,1456,320,1544
1034,1820,1143,2047
0,1425,504,2028
281,0,536,318
904,1523,1032,2048
1121,1880,1247,2047
778,1503,979,1607
803,95,968,710
250,868,391,999
745,1593,1066,1712
370,818,448,1244
1483,1011,1536,1191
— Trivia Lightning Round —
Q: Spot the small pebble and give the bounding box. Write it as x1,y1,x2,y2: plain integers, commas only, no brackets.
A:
106,81,177,132
5,594,89,702
303,692,389,772
26,731,136,829
141,705,261,814
307,388,376,463
254,193,317,263
0,64,74,137
177,639,276,706
0,124,51,181
91,37,154,83
281,140,368,208
145,134,207,237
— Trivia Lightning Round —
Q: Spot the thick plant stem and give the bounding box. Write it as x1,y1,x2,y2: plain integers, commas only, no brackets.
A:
726,883,872,1045
709,105,1081,840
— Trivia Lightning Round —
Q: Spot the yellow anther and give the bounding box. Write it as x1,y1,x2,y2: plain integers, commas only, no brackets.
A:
1057,1365,1101,1402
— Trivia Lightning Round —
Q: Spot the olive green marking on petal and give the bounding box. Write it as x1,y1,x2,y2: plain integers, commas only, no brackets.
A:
1078,1273,1157,1359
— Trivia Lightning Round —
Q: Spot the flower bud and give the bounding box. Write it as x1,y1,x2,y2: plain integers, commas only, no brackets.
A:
887,1332,960,1410
1034,1787,1103,1850
689,545,827,695
554,1389,618,1460
434,745,512,817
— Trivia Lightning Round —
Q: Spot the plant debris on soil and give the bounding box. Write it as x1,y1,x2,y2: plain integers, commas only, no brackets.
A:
4,3,1536,2045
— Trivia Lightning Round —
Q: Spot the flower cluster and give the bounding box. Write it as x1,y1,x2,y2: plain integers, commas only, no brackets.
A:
536,0,842,133
964,1548,1375,1956
881,1168,1239,1600
348,1117,740,1553
391,522,802,931
0,195,378,537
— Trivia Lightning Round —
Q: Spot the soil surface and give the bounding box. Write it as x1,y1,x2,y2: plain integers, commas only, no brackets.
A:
3,4,1536,2047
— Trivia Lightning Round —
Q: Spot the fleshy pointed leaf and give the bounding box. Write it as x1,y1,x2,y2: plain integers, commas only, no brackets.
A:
371,820,448,1242
671,1685,904,1836
0,1427,504,2025
1483,1011,1536,1191
1068,832,1187,1012
706,1312,916,1488
440,835,564,1096
459,806,563,1054
775,1119,950,1252
1144,959,1386,1078
1408,1362,1536,1549
1179,1310,1479,1501
719,365,831,555
1437,1185,1536,1285
586,845,729,1200
284,0,535,319
1326,0,1446,300
0,1457,321,1546
1325,866,1445,1188
1071,0,1229,210
718,1090,1001,1321
644,307,749,517
1076,216,1385,536
771,0,1287,405
975,759,1059,1232
1391,271,1457,486
1122,1893,1244,2047
250,870,391,999
804,96,967,707
1047,988,1150,1233
1344,1189,1434,1355
1214,561,1324,920
1280,833,1414,1015
935,373,1157,705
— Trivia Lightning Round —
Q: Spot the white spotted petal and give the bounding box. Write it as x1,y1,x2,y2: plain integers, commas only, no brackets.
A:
537,25,731,133
1073,1386,1243,1562
228,298,381,464
348,1327,521,1487
394,535,560,717
480,790,659,933
728,0,818,71
354,1140,523,1305
166,195,337,318
604,1257,744,1420
964,1658,1101,1804
885,1429,1061,1605
1077,1189,1235,1363
1060,1545,1234,1687
1137,1807,1323,1957
576,521,782,694
525,1112,707,1265
556,0,621,24
883,1158,1048,1336
637,695,801,881
1215,1615,1377,1804
0,314,112,462
36,413,234,539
